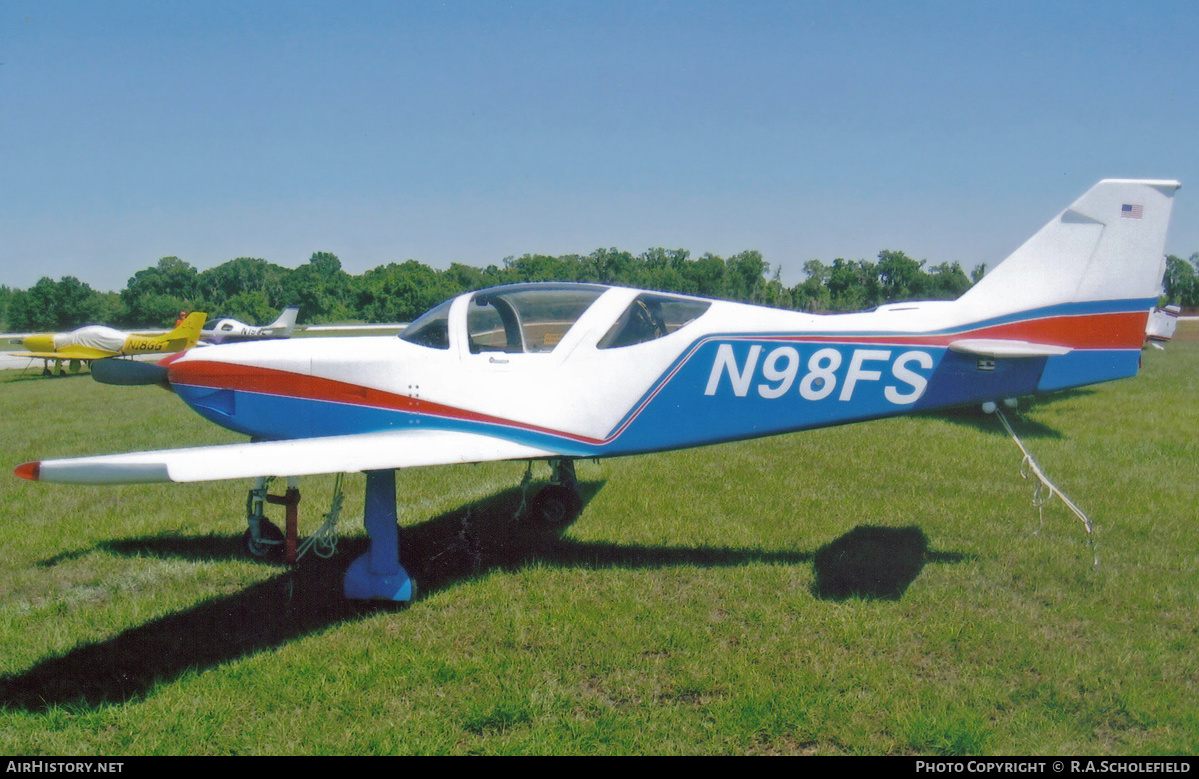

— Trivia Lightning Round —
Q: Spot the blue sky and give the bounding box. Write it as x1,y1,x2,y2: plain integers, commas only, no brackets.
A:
3,0,1197,293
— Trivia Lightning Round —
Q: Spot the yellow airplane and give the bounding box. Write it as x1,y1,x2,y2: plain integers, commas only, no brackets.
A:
15,312,208,375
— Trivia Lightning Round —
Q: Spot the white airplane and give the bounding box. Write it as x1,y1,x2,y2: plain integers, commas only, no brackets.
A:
201,306,299,345
15,179,1180,602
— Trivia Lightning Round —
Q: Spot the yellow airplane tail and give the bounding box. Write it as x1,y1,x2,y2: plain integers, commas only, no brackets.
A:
157,312,208,352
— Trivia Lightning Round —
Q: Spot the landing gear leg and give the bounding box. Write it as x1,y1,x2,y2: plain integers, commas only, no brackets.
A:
344,469,413,601
244,477,285,561
552,458,578,494
242,476,300,563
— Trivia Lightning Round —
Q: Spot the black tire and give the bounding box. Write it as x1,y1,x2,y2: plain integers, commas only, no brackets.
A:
243,520,285,561
528,484,582,526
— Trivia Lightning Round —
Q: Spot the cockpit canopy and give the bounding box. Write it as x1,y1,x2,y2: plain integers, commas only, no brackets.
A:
467,285,604,354
400,283,711,353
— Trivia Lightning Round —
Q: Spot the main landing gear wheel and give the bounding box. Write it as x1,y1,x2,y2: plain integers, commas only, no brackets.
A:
529,484,582,526
243,520,285,561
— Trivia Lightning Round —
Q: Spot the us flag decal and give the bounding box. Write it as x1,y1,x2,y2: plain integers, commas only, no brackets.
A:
1121,203,1144,219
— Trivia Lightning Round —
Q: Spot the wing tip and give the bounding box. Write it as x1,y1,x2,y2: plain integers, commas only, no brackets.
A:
14,462,41,481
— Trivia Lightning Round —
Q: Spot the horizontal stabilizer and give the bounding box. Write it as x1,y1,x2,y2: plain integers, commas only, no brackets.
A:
16,429,558,485
948,339,1073,358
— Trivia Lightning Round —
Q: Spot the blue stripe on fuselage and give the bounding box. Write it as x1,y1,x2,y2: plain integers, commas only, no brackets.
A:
1036,349,1141,392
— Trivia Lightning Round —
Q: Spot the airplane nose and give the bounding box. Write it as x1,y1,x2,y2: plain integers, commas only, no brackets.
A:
23,335,53,352
166,351,315,439
167,357,250,431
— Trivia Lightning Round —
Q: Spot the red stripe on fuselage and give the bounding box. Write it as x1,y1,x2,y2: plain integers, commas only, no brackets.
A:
168,359,606,445
770,311,1149,350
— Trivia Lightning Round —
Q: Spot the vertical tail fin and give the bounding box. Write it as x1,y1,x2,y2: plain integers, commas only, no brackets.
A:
162,312,208,350
265,306,299,335
956,179,1180,324
951,179,1180,392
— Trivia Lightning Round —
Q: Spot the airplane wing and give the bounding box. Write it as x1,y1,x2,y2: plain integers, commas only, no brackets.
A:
11,351,63,360
17,429,559,485
12,347,111,361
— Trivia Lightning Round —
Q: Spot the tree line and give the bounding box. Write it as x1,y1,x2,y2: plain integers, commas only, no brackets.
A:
2,248,1196,333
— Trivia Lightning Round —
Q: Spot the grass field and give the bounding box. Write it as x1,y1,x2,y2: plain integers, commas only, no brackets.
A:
0,327,1196,755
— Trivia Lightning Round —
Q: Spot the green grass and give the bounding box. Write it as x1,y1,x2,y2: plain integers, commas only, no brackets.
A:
0,333,1196,755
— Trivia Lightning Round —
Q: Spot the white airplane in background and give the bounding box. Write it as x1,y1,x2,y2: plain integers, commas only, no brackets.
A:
201,306,299,345
15,179,1181,602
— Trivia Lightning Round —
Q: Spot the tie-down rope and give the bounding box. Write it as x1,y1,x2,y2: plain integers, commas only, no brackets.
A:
296,472,347,560
994,407,1098,567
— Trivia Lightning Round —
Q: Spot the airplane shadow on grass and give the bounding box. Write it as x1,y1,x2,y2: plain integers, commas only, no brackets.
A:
3,480,967,711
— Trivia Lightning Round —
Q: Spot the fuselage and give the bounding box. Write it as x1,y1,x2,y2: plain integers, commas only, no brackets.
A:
23,326,173,359
163,283,1152,459
202,322,279,345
